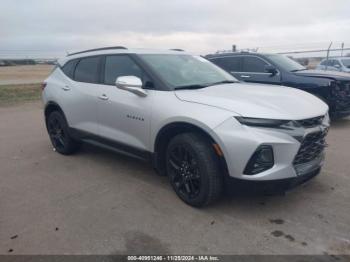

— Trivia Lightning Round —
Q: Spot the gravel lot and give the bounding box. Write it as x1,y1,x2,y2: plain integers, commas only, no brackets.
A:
0,102,349,256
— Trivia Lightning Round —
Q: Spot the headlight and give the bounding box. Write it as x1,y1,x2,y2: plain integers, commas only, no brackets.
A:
235,117,290,128
323,112,330,126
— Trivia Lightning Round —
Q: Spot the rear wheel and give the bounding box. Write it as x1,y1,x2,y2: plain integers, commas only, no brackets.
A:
46,111,80,155
166,133,223,207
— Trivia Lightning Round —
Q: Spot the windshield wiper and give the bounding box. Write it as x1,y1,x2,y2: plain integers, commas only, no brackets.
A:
174,84,207,90
174,80,237,90
205,80,237,87
290,69,308,72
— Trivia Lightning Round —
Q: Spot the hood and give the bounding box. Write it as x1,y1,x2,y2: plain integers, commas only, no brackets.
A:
175,83,328,120
294,69,350,81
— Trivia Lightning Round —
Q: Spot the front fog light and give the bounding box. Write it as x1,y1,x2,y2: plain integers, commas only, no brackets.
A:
244,145,274,175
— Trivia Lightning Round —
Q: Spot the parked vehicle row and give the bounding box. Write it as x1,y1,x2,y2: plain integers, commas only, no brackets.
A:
43,47,335,207
206,52,350,119
316,57,350,73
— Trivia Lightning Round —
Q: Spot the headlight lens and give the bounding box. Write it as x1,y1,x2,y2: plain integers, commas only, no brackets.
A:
235,117,290,128
322,112,330,126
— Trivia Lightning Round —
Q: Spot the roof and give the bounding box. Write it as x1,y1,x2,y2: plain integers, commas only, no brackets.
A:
58,47,188,66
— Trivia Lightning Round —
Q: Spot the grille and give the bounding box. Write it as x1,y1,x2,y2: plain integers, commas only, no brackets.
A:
296,116,324,128
293,129,328,166
332,81,350,111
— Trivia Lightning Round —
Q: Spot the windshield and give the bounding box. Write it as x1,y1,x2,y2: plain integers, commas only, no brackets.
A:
341,58,350,67
265,54,306,72
139,54,237,89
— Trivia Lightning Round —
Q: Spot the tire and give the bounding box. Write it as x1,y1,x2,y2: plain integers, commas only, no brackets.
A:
166,132,223,207
46,111,81,155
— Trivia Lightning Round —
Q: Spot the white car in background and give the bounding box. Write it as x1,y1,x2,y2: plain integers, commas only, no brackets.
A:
316,57,350,73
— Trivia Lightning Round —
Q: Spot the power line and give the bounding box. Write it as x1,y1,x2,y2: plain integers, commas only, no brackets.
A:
278,47,350,55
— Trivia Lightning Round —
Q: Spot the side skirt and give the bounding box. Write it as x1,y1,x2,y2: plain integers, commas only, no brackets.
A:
69,128,155,163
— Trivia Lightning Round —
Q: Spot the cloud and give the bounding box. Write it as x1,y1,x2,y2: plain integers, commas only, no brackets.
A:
0,0,349,57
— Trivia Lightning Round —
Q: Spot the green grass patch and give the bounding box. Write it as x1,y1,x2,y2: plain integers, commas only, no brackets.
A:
0,84,42,106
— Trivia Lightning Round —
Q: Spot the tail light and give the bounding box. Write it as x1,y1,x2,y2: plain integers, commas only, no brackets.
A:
41,82,47,90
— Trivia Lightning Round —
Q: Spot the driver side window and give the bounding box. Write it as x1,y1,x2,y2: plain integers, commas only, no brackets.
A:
242,57,268,73
104,55,144,85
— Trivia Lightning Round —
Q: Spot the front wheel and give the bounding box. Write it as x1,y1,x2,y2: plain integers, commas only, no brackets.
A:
46,111,80,155
166,133,223,207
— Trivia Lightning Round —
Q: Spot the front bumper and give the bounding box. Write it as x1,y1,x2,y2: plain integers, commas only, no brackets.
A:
211,117,327,182
223,167,321,195
330,81,350,118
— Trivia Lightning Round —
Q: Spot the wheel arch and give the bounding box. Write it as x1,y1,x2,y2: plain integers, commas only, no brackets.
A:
44,101,67,124
153,121,228,176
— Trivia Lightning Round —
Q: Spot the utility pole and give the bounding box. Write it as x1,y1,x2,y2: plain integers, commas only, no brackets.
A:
341,42,344,57
325,42,332,71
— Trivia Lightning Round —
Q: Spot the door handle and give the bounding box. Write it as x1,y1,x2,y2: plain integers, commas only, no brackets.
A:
62,85,70,91
98,94,109,100
240,75,251,78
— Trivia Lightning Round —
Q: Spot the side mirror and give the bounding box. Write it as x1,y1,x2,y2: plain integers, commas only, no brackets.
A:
334,64,341,69
115,76,147,97
264,65,278,75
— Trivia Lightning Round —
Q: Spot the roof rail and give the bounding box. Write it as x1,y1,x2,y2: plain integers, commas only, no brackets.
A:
214,49,257,55
170,48,184,51
67,46,127,56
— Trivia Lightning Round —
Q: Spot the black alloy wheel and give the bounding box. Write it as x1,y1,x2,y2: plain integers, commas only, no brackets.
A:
166,133,223,207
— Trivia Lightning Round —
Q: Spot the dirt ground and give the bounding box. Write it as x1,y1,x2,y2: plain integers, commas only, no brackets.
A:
0,101,349,256
0,65,53,85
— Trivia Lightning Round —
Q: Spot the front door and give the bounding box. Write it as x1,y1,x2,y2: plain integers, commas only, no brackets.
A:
96,55,153,152
239,56,281,85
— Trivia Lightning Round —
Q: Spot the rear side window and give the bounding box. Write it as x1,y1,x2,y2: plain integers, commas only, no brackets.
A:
333,60,341,66
321,60,333,66
242,57,268,73
61,59,78,79
211,57,241,72
104,55,143,85
74,56,101,83
320,60,328,66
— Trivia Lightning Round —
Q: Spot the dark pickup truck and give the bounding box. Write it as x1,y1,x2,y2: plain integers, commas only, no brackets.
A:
206,52,350,118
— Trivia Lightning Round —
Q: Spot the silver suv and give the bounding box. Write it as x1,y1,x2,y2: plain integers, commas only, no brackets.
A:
43,46,329,206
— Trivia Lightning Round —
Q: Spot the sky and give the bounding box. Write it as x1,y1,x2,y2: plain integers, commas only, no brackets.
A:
1,0,350,58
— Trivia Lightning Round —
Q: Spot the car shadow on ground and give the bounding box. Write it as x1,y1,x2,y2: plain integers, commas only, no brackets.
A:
77,142,320,212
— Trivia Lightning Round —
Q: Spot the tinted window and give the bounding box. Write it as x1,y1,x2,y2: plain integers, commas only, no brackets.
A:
341,58,350,67
74,56,100,83
62,59,77,79
242,57,268,72
320,60,329,66
322,60,334,66
104,55,143,85
333,60,341,66
212,57,241,72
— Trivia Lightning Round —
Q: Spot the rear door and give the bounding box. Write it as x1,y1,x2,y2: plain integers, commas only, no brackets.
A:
240,56,281,84
60,56,101,135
